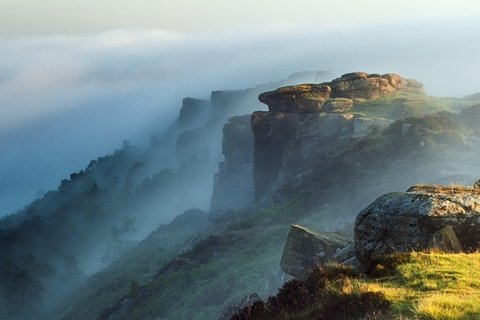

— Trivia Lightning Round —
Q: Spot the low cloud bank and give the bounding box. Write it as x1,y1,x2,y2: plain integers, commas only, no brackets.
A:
1,19,480,216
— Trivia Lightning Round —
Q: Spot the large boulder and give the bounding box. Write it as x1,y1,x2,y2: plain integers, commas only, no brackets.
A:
258,84,332,113
355,182,480,269
280,224,352,279
330,73,407,100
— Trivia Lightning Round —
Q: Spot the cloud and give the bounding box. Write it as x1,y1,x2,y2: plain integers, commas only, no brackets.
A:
1,19,480,216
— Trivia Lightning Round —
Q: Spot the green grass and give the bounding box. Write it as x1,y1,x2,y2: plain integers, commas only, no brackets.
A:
126,225,291,320
363,252,480,319
56,243,175,320
353,91,470,121
232,252,480,320
228,196,306,231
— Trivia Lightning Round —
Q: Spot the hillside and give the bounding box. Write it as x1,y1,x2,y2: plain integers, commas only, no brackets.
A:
2,72,480,320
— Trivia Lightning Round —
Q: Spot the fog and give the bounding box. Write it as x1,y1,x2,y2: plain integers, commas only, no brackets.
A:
1,18,480,217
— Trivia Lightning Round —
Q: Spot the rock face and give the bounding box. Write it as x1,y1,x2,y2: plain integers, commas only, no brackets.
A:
251,72,410,201
202,71,332,210
355,182,480,269
178,98,210,130
252,111,355,199
210,115,254,211
280,224,352,279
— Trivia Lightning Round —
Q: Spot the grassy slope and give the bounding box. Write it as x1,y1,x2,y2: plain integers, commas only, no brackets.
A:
233,252,480,320
353,90,471,120
368,252,480,319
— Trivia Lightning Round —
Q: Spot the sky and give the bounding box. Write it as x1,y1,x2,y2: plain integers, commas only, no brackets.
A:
1,0,480,36
1,1,480,217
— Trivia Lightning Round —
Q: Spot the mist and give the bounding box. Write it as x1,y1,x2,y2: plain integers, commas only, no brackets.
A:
1,18,480,217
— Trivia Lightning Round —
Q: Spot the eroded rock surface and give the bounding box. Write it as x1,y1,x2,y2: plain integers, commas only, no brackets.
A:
259,84,332,113
355,181,480,269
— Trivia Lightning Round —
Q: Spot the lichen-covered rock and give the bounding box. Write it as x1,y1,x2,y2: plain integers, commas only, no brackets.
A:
280,224,352,279
258,84,332,113
355,182,480,269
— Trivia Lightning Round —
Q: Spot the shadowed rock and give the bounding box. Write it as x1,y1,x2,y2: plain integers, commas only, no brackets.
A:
427,224,462,253
280,224,352,279
210,115,254,211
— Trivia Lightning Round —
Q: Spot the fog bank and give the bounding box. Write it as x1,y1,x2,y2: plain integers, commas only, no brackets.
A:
1,18,480,216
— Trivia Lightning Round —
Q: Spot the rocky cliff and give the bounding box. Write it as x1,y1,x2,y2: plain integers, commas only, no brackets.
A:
205,71,332,210
251,72,417,202
210,115,254,211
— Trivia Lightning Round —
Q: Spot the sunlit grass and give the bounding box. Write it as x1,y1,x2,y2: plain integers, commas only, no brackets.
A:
360,252,480,319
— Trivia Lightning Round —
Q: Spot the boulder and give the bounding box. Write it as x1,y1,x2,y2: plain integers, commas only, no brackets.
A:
475,179,480,189
280,224,352,279
258,84,332,113
355,181,480,269
330,73,406,100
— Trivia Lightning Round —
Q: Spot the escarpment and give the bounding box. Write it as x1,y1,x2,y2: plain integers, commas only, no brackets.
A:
251,72,418,201
210,115,254,211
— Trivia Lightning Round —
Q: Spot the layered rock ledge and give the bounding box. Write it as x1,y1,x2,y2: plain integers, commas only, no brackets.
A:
258,72,423,113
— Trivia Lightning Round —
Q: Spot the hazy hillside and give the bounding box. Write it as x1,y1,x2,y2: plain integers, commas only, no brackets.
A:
29,73,480,320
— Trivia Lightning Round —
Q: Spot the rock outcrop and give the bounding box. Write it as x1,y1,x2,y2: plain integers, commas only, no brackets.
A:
259,84,332,113
355,181,480,269
280,224,352,279
210,115,254,211
178,98,210,130
252,72,409,201
258,72,423,113
329,72,410,100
